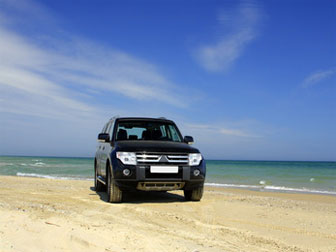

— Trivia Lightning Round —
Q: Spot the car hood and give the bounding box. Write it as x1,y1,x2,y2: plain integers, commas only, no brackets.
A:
115,141,200,153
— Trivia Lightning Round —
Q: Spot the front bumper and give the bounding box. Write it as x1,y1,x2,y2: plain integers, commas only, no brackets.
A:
111,158,206,191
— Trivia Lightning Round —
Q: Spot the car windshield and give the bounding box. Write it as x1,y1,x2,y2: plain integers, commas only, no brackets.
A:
115,120,182,142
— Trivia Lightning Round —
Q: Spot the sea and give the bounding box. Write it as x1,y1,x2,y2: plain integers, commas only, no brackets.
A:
0,156,335,196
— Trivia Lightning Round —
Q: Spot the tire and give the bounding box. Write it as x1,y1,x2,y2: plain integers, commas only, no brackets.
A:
107,164,122,203
94,163,105,192
184,186,204,201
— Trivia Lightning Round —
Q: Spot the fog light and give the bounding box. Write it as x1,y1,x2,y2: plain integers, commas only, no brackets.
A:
123,169,131,176
193,169,200,176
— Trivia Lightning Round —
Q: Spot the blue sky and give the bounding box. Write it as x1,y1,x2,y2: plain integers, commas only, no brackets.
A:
0,0,335,161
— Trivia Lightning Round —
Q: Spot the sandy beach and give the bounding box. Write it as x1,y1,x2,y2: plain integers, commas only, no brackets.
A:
0,176,335,252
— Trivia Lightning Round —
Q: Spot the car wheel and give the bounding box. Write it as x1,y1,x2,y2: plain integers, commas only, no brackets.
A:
184,186,204,201
107,164,122,203
94,163,105,192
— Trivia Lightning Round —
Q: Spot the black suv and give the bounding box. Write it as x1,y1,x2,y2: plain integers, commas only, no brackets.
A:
94,117,206,203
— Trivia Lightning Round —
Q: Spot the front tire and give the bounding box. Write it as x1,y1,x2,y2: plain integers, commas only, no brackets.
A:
184,186,204,201
94,163,105,192
107,164,122,203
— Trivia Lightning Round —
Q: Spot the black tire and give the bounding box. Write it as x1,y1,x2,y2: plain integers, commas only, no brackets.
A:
107,164,122,203
94,163,105,192
184,186,204,201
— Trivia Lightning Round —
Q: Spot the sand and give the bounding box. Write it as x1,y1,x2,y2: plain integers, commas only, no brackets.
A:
0,176,335,252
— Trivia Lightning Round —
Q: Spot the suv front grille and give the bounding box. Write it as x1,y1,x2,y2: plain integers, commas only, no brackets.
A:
136,153,189,164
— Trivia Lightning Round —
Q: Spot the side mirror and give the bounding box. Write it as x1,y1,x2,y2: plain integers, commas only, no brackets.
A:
98,133,110,142
184,136,194,145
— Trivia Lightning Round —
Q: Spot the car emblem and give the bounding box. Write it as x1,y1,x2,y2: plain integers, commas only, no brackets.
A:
159,155,169,162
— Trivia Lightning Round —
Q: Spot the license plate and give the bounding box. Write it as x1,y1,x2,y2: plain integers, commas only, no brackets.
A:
150,166,178,173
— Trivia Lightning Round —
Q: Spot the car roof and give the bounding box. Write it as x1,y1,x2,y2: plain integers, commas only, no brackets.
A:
116,117,175,123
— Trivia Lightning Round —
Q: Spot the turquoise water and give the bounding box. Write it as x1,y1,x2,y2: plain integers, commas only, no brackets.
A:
0,156,92,180
206,160,336,195
0,156,335,195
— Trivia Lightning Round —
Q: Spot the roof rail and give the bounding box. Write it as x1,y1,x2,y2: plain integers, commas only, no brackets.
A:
158,117,167,119
109,115,120,121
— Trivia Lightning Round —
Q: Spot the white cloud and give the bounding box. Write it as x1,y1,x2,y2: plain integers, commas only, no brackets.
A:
177,121,265,159
0,1,188,124
194,1,262,72
183,123,260,138
302,67,336,87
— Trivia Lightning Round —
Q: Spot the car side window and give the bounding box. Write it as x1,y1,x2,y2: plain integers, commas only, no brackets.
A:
105,122,112,134
168,124,181,142
108,120,115,138
101,123,108,133
160,125,167,138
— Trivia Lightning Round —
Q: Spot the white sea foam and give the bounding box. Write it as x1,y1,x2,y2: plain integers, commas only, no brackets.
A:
19,162,46,167
30,162,46,167
259,180,266,185
263,185,336,195
205,183,260,189
0,162,14,166
205,183,336,195
16,172,93,181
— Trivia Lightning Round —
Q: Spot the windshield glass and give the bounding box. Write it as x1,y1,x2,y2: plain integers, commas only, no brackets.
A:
115,120,182,142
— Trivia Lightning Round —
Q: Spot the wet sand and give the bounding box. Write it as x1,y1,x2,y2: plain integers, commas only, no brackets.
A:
0,176,335,252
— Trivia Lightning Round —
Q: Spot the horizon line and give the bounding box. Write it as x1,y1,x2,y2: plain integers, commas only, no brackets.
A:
0,155,335,163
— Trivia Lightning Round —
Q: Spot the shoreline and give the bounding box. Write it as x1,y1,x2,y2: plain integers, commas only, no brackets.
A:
1,175,336,251
5,173,336,197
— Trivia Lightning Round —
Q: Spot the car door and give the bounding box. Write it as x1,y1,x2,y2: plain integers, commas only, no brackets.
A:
97,123,108,176
101,120,115,179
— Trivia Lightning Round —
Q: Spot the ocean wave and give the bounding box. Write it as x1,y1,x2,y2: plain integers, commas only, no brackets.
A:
19,162,47,167
30,162,46,167
205,183,260,189
204,183,336,195
16,172,92,181
0,162,14,166
263,185,336,195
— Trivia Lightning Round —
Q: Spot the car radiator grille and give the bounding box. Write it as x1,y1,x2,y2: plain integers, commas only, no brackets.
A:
136,153,189,164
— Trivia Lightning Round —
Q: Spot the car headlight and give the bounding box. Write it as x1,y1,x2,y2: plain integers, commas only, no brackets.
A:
188,153,202,166
116,152,137,165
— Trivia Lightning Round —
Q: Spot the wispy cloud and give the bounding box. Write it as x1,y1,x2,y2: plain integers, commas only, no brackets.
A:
184,123,260,138
302,67,336,87
194,1,262,72
0,1,187,123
